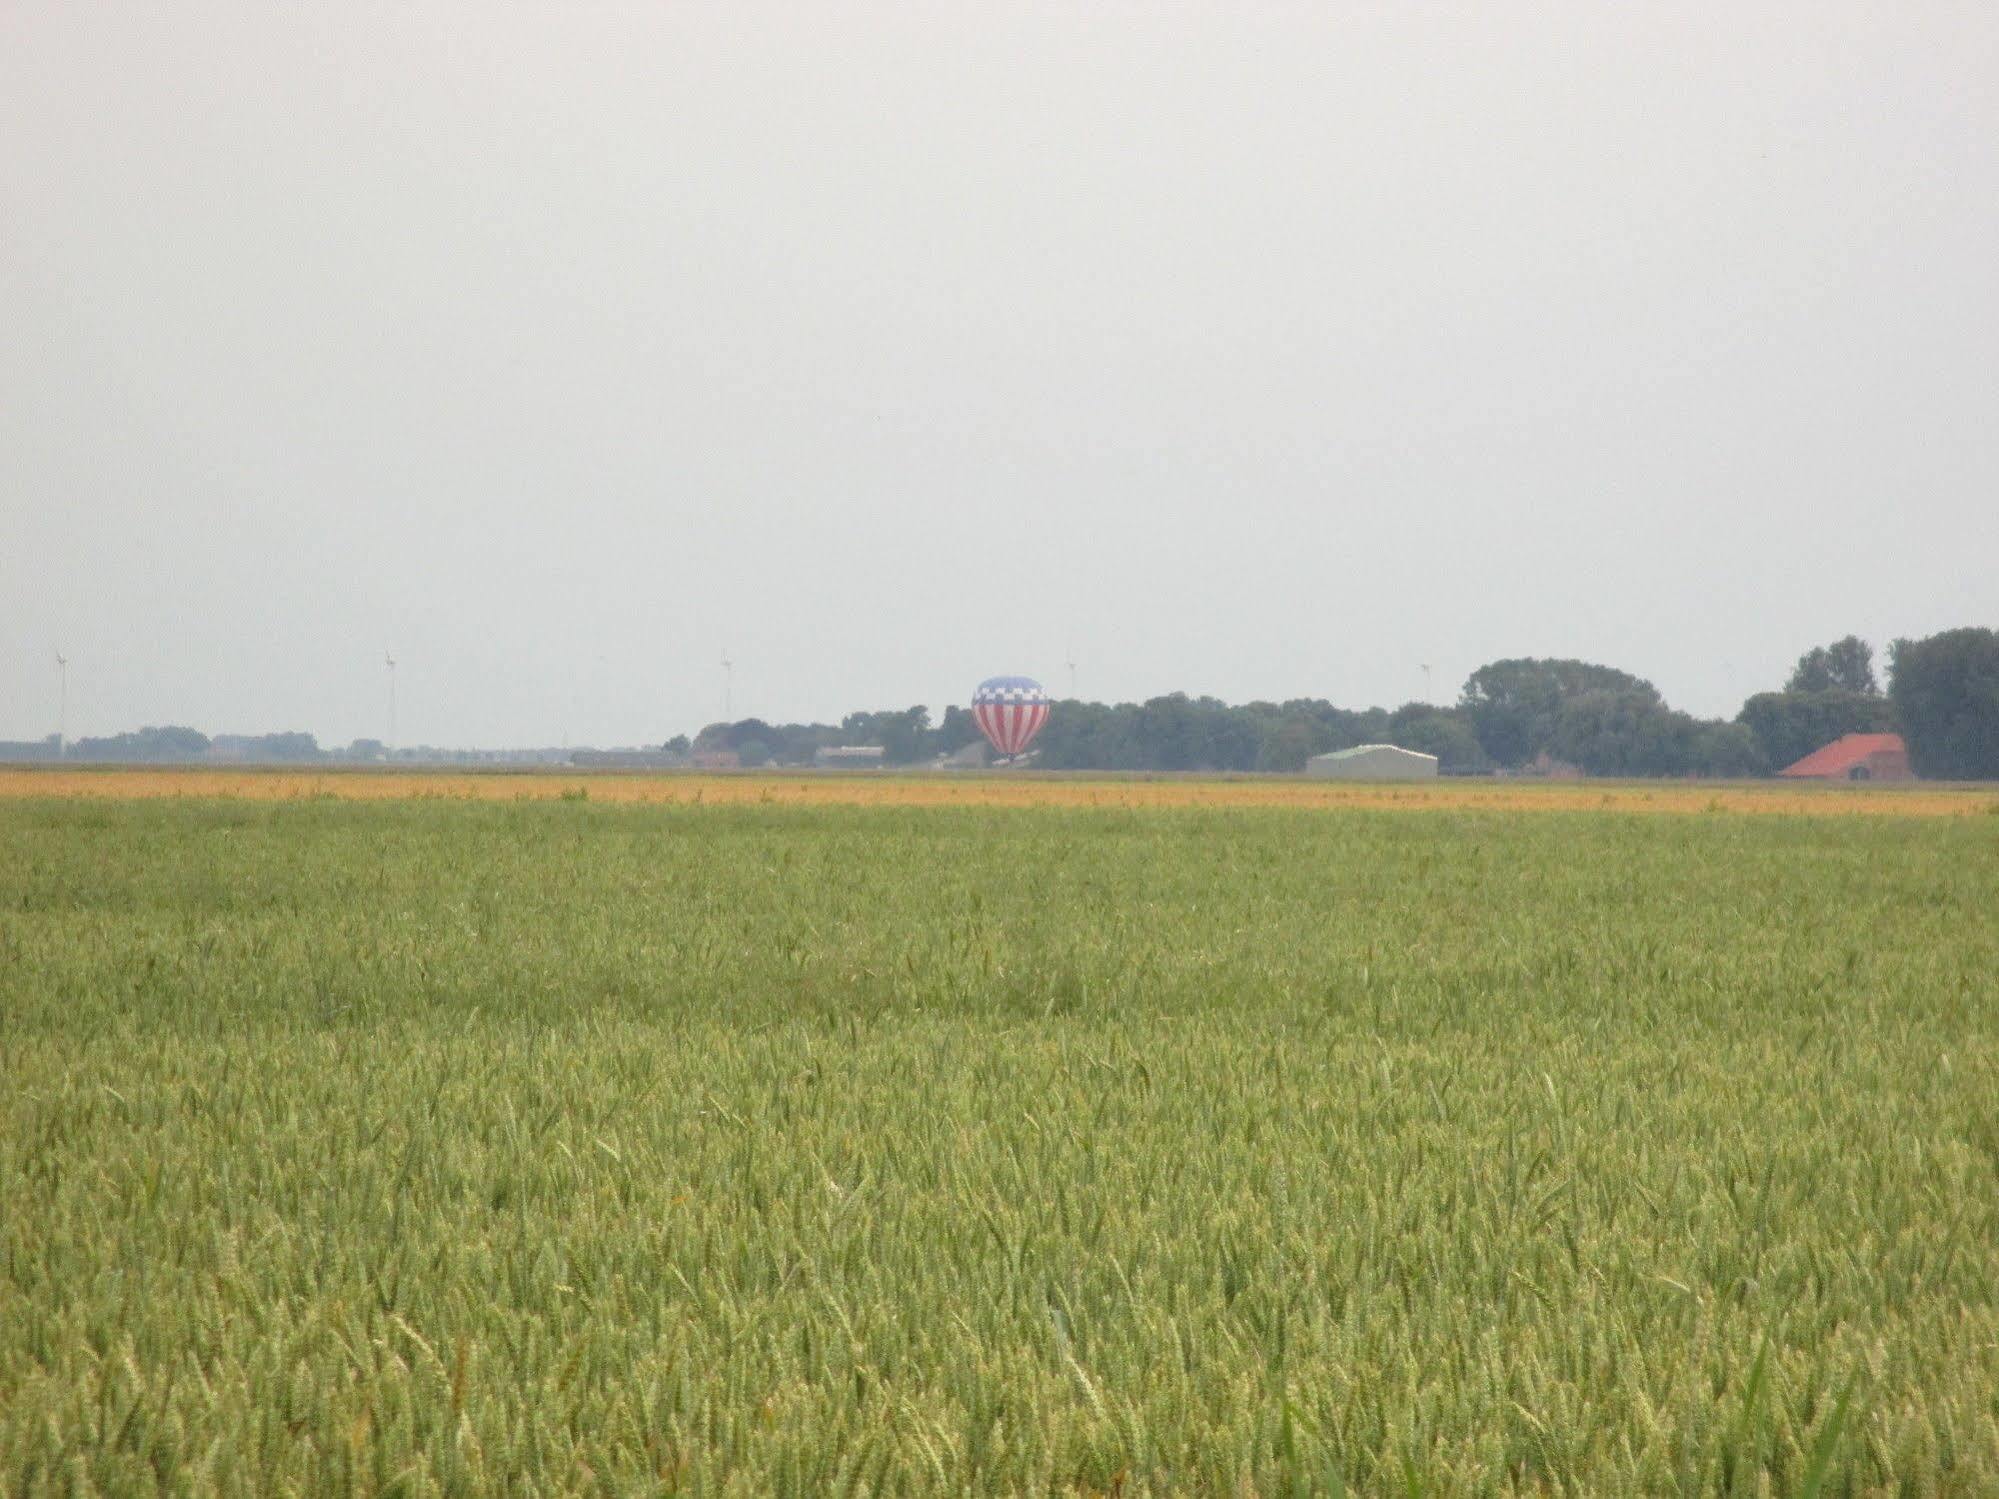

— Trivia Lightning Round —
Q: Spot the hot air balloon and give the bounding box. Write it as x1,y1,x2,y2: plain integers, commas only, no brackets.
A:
972,676,1050,759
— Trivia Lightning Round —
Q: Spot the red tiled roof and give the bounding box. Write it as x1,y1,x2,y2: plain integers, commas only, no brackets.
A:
1778,733,1905,778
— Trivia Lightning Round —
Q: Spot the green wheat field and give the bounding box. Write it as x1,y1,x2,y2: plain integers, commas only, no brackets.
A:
3,796,1996,1495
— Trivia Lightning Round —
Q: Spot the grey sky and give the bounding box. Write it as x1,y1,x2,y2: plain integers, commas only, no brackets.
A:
4,4,1995,747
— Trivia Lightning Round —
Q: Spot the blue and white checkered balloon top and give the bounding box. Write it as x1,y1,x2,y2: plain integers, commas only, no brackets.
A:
973,676,1047,706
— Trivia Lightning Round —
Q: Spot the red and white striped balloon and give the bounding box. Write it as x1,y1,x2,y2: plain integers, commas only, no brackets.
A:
972,676,1050,758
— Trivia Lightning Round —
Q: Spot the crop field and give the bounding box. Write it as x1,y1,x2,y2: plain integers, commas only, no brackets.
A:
2,793,1996,1495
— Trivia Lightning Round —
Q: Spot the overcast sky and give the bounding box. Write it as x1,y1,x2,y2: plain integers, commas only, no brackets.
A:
4,5,1994,747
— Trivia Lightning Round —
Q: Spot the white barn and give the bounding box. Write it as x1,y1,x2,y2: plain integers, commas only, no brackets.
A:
1305,744,1439,780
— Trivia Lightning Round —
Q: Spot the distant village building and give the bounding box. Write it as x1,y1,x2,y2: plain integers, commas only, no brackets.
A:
1778,733,1912,782
814,745,885,768
940,740,989,769
1305,744,1439,780
690,749,741,770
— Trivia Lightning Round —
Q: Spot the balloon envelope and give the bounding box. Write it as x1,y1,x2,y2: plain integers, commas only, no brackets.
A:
972,676,1050,758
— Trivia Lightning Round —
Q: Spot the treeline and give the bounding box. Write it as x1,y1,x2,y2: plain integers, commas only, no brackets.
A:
0,727,332,763
687,627,1998,779
0,729,397,764
681,708,986,768
0,728,583,767
8,628,1992,778
695,680,1737,776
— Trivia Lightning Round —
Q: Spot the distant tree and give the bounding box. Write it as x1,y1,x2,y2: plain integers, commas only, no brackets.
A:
1550,690,1697,777
1124,694,1262,771
1036,700,1142,770
736,738,772,768
249,732,322,762
1189,697,1262,771
832,707,931,763
1133,694,1202,771
1689,721,1766,778
0,736,62,763
1461,659,1660,767
1254,716,1324,773
661,734,690,754
1786,636,1879,695
879,707,931,765
1542,695,1760,778
930,705,983,757
151,726,211,760
1386,705,1490,773
1889,628,1999,779
71,725,211,762
690,718,834,765
347,738,387,761
1735,691,1897,772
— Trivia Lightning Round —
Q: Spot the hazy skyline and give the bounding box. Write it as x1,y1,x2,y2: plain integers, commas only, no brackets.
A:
5,5,1995,747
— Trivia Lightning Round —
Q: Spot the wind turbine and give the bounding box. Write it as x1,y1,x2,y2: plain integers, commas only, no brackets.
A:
1066,646,1078,700
1421,663,1434,705
54,650,68,756
384,651,398,751
720,651,734,720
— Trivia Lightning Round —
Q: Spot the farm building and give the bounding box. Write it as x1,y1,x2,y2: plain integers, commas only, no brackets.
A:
1305,744,1439,780
1778,733,1912,782
814,745,886,768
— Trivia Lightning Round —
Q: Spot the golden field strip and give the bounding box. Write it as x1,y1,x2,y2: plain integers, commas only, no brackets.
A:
0,765,1991,816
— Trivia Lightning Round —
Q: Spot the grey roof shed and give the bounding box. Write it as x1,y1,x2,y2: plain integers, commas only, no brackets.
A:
1304,744,1439,780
